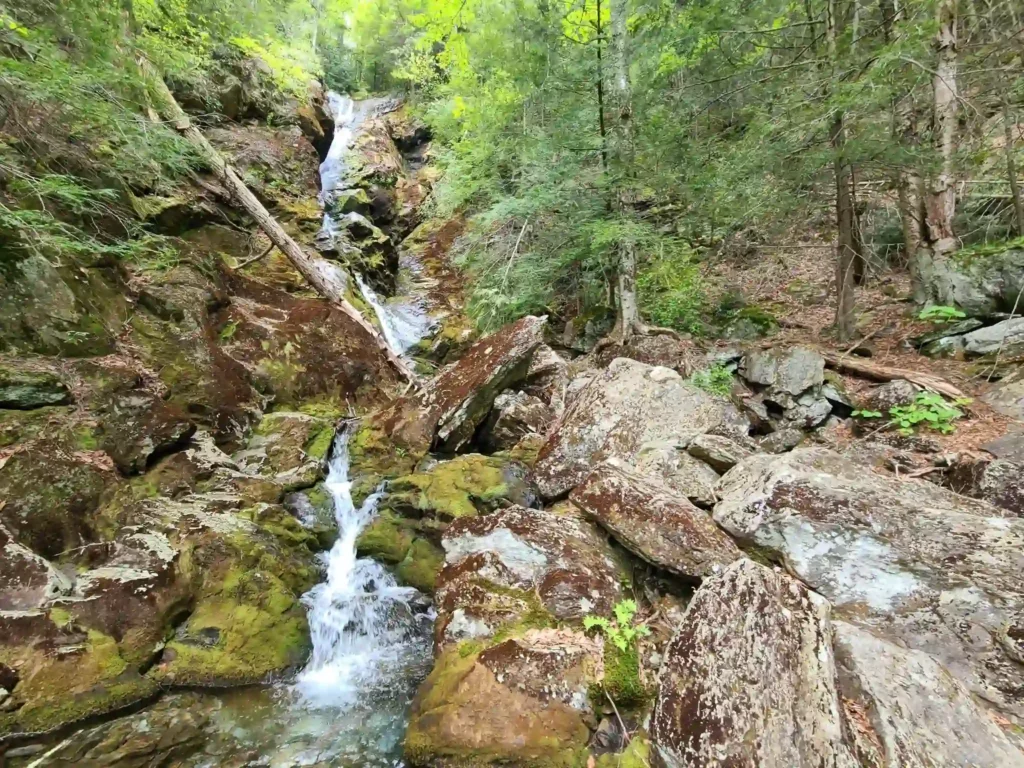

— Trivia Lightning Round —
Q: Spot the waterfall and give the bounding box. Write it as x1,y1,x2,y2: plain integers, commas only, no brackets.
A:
356,274,434,358
296,432,431,711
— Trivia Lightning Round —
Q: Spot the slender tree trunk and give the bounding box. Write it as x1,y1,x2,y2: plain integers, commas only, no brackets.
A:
144,63,414,382
923,0,959,256
1000,75,1024,236
596,0,608,174
898,168,927,301
609,0,642,338
828,0,857,340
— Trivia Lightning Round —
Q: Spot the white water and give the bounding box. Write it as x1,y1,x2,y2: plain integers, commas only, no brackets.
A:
356,273,434,358
296,433,431,711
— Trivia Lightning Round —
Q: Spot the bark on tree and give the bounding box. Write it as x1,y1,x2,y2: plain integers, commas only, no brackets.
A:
596,0,608,174
999,71,1024,236
144,63,414,382
609,0,643,339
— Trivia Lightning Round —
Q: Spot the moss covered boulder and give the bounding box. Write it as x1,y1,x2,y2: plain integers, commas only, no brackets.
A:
404,629,602,768
0,360,70,409
233,411,334,491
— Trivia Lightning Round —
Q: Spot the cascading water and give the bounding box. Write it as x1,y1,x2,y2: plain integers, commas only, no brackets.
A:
355,273,434,358
296,432,432,711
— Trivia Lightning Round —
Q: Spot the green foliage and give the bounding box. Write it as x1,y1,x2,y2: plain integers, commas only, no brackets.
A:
637,243,707,333
918,305,966,324
690,364,734,397
888,392,972,436
583,599,651,653
851,409,882,418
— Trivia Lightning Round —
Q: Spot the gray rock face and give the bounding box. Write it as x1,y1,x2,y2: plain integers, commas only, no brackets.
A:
757,427,805,454
686,433,753,473
0,364,70,409
740,346,825,395
834,622,1024,768
985,431,1024,461
984,367,1024,420
962,317,1024,357
921,246,1024,317
947,456,1024,516
570,461,742,579
714,447,1024,720
533,358,748,498
632,440,721,507
0,524,71,611
651,560,855,768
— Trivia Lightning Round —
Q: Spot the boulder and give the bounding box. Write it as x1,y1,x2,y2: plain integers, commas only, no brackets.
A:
946,455,1024,516
570,461,742,578
757,427,805,454
433,504,624,648
921,244,1024,316
985,431,1024,461
961,317,1024,357
714,447,1024,719
686,433,753,473
482,390,554,451
631,441,721,507
0,362,70,409
520,343,569,415
651,559,855,768
0,523,71,611
534,358,748,499
233,411,333,491
405,629,597,767
983,367,1024,421
834,621,1024,768
351,315,546,478
740,346,825,396
866,379,917,413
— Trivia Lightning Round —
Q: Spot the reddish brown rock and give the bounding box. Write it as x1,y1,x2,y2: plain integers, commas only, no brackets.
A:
651,559,854,768
571,460,741,579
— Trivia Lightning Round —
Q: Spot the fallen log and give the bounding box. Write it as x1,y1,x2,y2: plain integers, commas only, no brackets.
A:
820,351,965,399
143,62,414,382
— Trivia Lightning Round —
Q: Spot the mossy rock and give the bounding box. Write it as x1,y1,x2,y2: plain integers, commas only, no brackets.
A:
593,640,649,710
386,453,531,521
397,538,446,593
722,305,778,340
358,510,416,563
0,363,70,409
593,734,650,768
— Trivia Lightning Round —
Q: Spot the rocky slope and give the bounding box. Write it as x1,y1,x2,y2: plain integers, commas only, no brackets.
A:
2,53,1024,768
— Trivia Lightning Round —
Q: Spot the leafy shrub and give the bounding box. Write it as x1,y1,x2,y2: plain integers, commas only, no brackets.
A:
584,599,651,652
888,391,971,436
637,243,706,334
690,364,734,396
918,305,966,324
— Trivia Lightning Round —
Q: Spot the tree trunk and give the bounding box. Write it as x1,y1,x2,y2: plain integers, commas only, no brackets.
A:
609,0,642,338
144,63,414,382
1000,75,1024,235
923,0,959,257
898,168,927,301
828,0,856,340
596,0,608,174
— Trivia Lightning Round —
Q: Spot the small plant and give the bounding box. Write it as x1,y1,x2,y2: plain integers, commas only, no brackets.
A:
690,363,734,397
888,391,972,436
918,305,966,324
851,408,882,418
584,599,651,652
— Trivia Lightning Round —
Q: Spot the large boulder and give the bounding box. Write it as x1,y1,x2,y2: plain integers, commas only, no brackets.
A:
651,560,854,768
984,367,1024,420
714,447,1024,720
570,460,742,579
921,244,1024,317
481,390,554,452
351,316,546,479
946,455,1024,516
233,411,334,491
404,629,597,768
961,317,1024,357
534,358,749,499
737,346,834,429
433,504,624,648
834,621,1024,767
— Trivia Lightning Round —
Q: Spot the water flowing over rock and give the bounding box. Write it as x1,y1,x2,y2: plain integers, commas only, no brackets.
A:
534,357,749,499
570,460,742,578
651,559,855,768
714,447,1024,721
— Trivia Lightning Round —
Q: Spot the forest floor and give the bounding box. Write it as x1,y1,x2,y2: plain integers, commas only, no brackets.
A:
701,230,1018,454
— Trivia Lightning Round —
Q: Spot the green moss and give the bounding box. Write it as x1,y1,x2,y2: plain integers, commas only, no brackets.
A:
357,511,414,563
952,235,1024,267
388,454,514,520
592,640,648,710
593,734,650,768
295,399,345,420
396,538,445,593
304,425,335,461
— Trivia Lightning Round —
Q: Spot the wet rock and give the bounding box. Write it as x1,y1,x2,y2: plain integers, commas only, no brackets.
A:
0,362,70,409
866,379,917,413
714,447,1024,720
570,460,741,578
834,621,1024,768
983,366,1024,420
434,504,624,647
757,427,805,454
482,390,554,451
534,357,748,499
651,559,854,768
686,433,753,473
352,315,546,478
233,411,333,491
405,629,597,767
739,346,825,396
